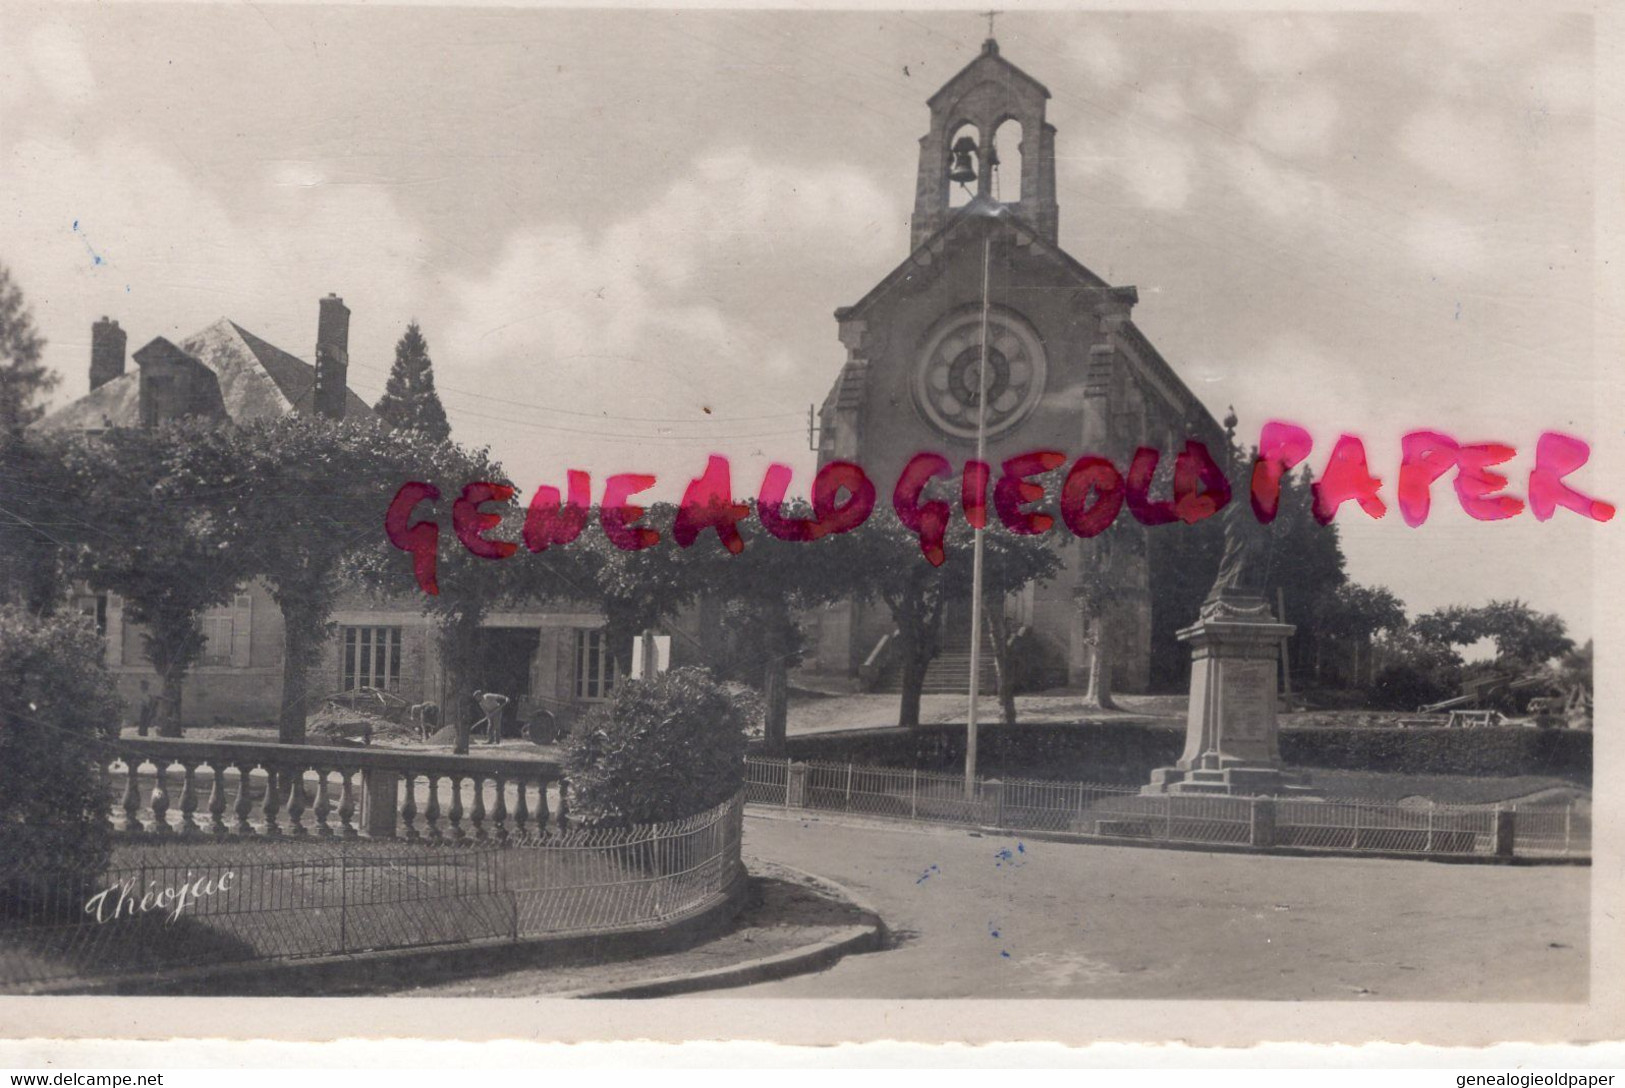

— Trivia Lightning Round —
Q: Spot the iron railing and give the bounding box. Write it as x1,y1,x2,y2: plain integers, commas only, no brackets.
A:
745,757,1589,861
0,792,745,992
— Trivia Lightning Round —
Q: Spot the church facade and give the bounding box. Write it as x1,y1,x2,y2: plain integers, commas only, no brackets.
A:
809,38,1223,693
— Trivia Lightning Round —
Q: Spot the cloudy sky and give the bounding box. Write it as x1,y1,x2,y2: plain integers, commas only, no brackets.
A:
0,3,1610,645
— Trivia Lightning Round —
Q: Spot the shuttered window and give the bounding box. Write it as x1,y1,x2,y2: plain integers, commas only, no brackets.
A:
200,615,234,665
199,594,253,667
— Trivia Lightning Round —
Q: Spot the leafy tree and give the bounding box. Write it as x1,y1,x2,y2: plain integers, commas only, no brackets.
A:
55,421,252,735
563,504,703,680
978,529,1065,723
1315,582,1408,687
373,322,451,443
564,666,752,826
0,606,123,912
354,439,524,754
834,509,1059,729
0,263,55,439
1146,509,1222,690
0,433,80,615
1367,629,1462,710
1262,465,1349,683
1549,640,1592,728
1413,599,1574,670
680,500,881,752
181,415,420,744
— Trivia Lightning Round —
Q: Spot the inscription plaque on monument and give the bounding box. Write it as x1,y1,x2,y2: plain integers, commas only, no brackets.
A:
1223,659,1273,750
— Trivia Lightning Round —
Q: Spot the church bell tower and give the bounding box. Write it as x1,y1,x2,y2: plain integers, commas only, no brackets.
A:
910,37,1059,249
813,32,1224,697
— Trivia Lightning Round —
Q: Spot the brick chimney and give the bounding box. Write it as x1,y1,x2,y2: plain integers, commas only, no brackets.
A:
312,294,350,420
90,317,127,391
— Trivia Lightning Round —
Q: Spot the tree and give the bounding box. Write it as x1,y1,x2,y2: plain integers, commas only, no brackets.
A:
56,421,252,735
1413,599,1574,671
1316,582,1408,688
978,529,1064,724
683,501,867,752
0,433,80,615
835,510,1059,729
1263,465,1349,683
0,263,55,439
373,322,451,443
183,415,421,744
1073,528,1135,712
355,439,524,754
1146,507,1222,690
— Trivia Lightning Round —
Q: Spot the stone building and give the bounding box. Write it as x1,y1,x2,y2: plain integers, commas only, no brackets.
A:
809,38,1223,694
32,298,626,730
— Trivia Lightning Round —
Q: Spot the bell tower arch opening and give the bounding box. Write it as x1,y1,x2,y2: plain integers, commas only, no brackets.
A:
992,117,1023,203
947,122,981,208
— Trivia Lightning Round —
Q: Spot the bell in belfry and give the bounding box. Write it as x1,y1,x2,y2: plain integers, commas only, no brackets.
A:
948,135,979,185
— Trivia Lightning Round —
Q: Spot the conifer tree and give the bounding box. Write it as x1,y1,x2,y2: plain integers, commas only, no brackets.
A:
0,262,55,438
374,321,451,442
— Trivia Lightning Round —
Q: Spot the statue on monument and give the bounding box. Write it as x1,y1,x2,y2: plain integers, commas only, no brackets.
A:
1199,469,1277,622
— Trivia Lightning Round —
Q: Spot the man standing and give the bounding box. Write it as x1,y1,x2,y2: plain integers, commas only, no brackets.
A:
472,689,510,747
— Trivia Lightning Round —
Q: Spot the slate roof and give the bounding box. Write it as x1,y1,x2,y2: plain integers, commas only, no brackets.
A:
33,318,376,432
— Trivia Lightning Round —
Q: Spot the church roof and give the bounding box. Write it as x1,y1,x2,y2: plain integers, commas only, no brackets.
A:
836,198,1112,323
33,318,376,433
927,38,1050,110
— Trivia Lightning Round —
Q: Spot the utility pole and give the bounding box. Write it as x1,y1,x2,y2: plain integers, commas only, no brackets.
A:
966,228,993,801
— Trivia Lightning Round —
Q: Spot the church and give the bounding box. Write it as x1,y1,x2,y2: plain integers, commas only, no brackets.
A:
807,36,1224,695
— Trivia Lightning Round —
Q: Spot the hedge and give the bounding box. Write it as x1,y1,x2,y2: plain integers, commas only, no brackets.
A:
770,723,1590,784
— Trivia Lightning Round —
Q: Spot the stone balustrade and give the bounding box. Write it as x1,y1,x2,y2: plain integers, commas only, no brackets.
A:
103,737,568,842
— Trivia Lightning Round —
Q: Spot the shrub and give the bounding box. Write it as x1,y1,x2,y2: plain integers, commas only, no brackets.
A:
564,667,753,826
773,720,1591,784
1278,726,1589,780
1368,663,1452,711
0,607,123,913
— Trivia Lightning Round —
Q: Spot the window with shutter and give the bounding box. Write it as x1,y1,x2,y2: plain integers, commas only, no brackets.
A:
200,614,234,665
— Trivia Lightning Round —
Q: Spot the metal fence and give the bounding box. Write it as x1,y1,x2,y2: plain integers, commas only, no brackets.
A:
745,757,1589,861
0,792,745,992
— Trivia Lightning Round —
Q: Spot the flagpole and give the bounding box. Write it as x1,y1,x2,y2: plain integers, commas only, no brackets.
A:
966,225,992,801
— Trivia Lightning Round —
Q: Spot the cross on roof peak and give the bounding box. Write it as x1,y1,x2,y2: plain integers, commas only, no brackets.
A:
980,10,1001,41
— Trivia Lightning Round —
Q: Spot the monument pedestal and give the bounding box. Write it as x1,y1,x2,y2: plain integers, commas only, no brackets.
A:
1144,605,1318,798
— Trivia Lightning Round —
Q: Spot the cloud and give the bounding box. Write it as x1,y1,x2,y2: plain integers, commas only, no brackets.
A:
0,134,432,401
433,147,903,488
1066,30,1133,89
1220,144,1329,222
1236,17,1343,77
1244,84,1341,159
1397,104,1519,192
27,23,95,106
1402,211,1490,276
1115,130,1194,211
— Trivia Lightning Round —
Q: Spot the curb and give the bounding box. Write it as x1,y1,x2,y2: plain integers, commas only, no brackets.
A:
556,861,887,999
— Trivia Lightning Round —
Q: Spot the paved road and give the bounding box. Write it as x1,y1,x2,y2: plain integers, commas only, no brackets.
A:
731,812,1589,1001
